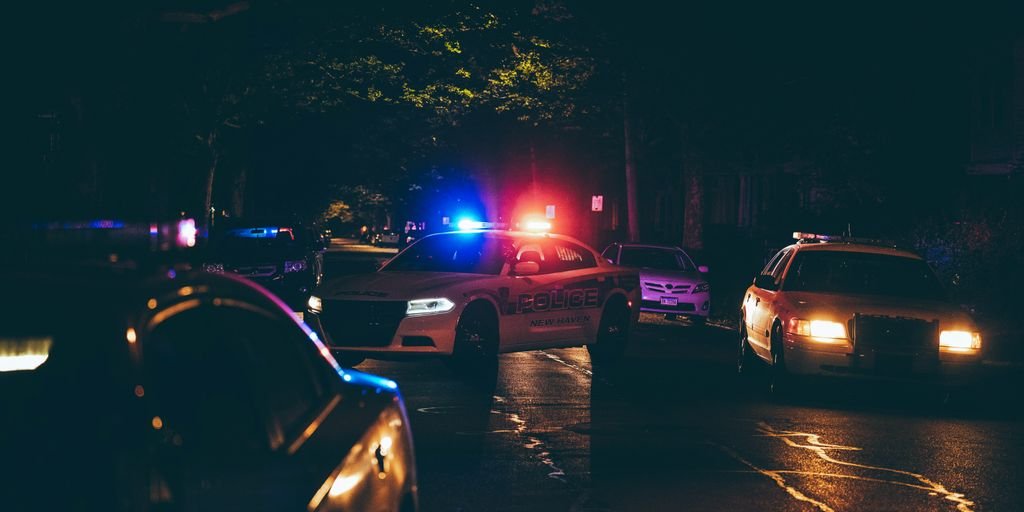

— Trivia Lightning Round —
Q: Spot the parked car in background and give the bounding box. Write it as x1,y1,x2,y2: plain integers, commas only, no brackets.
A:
602,243,710,325
373,230,403,247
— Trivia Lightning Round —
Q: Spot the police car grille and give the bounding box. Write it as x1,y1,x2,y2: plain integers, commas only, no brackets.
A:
321,300,407,347
851,315,938,354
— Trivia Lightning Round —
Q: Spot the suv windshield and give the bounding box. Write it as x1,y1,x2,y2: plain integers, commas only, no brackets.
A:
783,251,947,300
382,233,510,274
211,225,310,251
619,247,695,271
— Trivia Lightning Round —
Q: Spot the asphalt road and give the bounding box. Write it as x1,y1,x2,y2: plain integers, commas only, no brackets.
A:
322,241,1024,512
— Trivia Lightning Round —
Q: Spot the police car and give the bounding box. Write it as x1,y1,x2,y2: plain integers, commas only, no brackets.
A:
738,232,983,391
305,227,641,373
1,220,418,512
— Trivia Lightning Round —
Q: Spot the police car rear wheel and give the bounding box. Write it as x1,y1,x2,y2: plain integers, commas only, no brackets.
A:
589,301,629,363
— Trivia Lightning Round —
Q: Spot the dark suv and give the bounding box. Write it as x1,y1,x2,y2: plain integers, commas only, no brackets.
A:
199,220,325,310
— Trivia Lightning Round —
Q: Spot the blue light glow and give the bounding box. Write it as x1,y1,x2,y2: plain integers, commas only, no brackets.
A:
337,367,398,391
225,227,279,238
457,218,486,230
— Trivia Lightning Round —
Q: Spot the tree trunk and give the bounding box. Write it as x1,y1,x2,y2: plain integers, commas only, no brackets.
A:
623,87,640,242
231,166,247,218
683,170,704,250
202,131,218,229
680,124,705,250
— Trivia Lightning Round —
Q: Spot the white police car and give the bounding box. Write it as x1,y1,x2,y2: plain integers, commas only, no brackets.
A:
738,232,983,392
306,229,641,374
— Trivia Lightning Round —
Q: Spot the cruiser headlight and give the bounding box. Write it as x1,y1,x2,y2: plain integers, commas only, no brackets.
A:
406,298,455,316
939,330,981,353
788,318,847,341
307,295,323,314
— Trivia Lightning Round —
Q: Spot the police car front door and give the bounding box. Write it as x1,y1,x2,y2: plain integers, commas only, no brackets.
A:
504,240,601,349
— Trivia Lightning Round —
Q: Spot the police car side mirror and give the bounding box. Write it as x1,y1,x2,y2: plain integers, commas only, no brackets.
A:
513,261,540,276
698,265,709,273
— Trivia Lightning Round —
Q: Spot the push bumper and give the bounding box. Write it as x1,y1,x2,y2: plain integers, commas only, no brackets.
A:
305,311,459,357
783,334,982,383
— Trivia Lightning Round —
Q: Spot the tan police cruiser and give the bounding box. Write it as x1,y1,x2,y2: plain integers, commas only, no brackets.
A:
738,232,982,392
305,228,641,377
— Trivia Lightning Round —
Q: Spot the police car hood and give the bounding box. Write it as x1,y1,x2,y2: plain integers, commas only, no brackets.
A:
320,271,486,299
784,292,975,327
636,268,705,284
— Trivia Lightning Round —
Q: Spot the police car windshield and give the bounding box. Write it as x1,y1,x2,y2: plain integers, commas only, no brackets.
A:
619,247,695,271
784,251,947,300
382,233,509,274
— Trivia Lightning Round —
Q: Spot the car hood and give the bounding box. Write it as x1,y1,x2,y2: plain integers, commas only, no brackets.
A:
636,268,706,284
202,247,308,267
319,271,487,300
782,291,975,328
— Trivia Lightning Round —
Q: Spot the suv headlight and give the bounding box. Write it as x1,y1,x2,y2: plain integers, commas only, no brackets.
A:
202,263,224,273
939,330,981,353
692,282,710,294
406,298,455,316
285,260,307,273
308,295,323,314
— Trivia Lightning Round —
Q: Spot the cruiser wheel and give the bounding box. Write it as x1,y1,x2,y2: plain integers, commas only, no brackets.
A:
737,321,758,375
768,323,791,397
450,303,499,386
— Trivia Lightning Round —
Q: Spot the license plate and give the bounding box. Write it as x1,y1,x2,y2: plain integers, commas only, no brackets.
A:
660,297,678,306
875,353,912,376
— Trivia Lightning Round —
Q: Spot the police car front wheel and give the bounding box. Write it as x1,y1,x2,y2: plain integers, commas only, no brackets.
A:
449,303,499,378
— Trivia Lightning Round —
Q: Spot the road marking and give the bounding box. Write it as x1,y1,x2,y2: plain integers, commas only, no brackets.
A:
758,422,975,512
492,396,567,483
714,442,836,512
539,350,593,376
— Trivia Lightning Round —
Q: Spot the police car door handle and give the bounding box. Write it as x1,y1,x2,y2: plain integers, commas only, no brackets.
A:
754,297,760,306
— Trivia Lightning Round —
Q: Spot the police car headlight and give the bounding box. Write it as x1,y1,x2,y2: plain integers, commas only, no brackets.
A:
788,318,847,341
284,260,307,273
202,263,224,273
692,282,710,294
307,295,323,314
406,298,455,316
939,330,981,353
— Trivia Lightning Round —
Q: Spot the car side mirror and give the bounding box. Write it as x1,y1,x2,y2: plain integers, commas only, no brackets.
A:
698,265,709,273
754,274,776,290
513,261,540,276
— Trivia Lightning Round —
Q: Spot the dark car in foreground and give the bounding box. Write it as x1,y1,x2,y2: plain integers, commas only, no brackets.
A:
0,238,417,511
199,220,325,310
